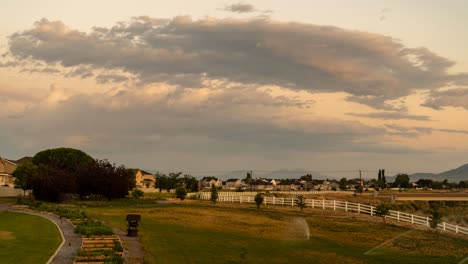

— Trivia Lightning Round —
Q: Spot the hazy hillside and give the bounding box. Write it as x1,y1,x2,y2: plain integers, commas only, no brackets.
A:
409,163,468,182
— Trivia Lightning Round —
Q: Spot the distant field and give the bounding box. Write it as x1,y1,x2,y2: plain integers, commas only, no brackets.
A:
88,201,468,264
0,211,62,264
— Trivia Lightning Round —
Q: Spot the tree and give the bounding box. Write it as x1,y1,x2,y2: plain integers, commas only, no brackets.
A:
339,178,348,190
417,179,433,189
375,203,391,224
393,174,410,188
13,161,36,196
355,185,363,194
210,184,218,203
296,195,306,211
381,169,386,183
254,193,264,209
175,186,187,201
29,164,77,202
378,170,382,181
181,174,199,192
76,159,135,200
243,171,253,185
155,174,169,192
32,147,94,172
300,174,312,182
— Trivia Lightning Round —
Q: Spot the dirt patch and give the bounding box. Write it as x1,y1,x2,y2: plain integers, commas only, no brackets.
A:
0,230,15,240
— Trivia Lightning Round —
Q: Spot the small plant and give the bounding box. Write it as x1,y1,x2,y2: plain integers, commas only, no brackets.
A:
296,195,306,211
210,185,218,203
254,193,264,210
75,220,114,237
131,189,144,199
375,203,391,224
175,186,187,201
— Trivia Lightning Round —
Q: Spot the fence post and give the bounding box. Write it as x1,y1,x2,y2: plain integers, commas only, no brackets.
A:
456,225,459,234
240,196,242,203
411,214,414,224
426,217,429,227
291,198,294,207
333,200,336,211
282,198,284,205
264,197,267,205
370,206,373,216
443,222,446,231
248,197,251,203
322,200,325,209
312,199,315,208
358,203,361,214
397,211,400,221
345,202,348,212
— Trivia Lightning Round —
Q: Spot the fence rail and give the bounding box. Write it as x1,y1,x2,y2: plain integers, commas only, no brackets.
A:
188,193,468,236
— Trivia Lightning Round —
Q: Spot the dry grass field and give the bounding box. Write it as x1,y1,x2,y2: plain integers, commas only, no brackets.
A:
87,200,468,264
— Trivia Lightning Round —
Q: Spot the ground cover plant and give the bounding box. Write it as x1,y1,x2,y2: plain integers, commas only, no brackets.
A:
0,211,62,264
87,201,468,264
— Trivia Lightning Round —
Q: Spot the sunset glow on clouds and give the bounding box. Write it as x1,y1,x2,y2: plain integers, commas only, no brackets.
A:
1,1,468,175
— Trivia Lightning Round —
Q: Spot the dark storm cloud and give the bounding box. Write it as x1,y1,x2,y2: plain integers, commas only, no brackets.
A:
422,88,468,110
0,85,418,160
7,17,468,109
95,73,129,84
348,111,431,121
223,3,256,13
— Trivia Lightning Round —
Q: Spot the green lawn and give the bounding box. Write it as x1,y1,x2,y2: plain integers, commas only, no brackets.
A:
0,211,62,264
88,201,468,264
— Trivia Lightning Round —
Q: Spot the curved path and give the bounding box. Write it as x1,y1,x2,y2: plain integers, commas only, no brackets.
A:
7,206,82,264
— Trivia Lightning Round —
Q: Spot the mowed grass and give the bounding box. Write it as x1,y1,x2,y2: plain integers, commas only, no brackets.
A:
0,211,62,264
88,201,468,264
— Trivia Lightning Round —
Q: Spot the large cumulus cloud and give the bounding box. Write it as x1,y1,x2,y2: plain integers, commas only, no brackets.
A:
7,16,468,109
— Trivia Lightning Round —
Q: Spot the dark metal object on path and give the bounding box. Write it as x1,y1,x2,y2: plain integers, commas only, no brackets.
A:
126,214,141,237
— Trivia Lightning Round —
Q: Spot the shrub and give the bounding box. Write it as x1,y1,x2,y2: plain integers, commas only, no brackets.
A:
175,186,187,201
131,189,144,199
375,203,391,224
296,195,306,211
255,193,264,209
75,220,114,237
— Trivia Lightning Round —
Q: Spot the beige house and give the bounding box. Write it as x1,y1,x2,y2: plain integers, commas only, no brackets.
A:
0,158,18,186
133,169,155,188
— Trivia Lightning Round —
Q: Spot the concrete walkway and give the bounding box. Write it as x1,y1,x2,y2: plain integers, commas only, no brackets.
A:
8,206,82,264
112,226,145,264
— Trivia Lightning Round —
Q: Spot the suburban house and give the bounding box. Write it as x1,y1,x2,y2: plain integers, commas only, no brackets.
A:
131,169,156,188
312,179,330,190
250,179,274,191
276,179,299,191
0,156,32,186
199,177,223,189
223,179,243,190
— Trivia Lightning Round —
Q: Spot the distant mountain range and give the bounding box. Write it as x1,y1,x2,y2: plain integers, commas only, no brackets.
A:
405,163,468,182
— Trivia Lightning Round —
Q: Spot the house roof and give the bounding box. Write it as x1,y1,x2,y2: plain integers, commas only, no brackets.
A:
226,178,239,182
7,156,33,165
252,179,273,185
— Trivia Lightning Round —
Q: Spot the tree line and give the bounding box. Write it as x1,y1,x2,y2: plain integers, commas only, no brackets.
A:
13,148,135,202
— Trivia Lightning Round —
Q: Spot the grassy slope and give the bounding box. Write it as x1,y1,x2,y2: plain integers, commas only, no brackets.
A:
88,201,468,264
0,211,62,264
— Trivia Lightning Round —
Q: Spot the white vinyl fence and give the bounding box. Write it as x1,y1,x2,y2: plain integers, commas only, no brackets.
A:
188,193,468,236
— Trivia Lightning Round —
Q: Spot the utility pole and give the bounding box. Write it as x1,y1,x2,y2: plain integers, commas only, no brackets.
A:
359,170,362,187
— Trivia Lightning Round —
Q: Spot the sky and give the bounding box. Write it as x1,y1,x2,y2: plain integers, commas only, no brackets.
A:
1,1,468,178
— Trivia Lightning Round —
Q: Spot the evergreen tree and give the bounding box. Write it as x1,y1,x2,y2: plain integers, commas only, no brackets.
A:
378,170,382,181
210,184,218,203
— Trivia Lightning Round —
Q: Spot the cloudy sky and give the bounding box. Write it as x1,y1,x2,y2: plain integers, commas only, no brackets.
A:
1,0,468,177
